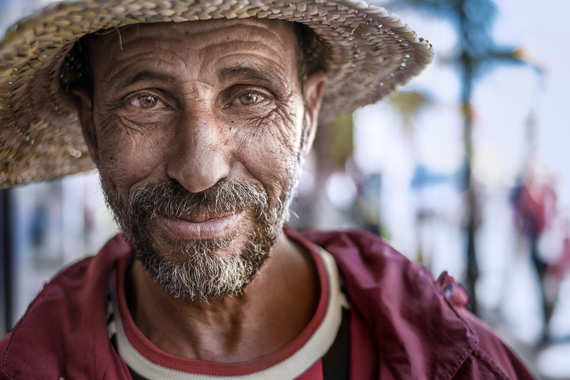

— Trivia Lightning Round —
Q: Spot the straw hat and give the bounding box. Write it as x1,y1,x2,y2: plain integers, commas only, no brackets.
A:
0,0,432,189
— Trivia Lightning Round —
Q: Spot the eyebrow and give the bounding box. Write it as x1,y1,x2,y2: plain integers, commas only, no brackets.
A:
219,66,285,87
114,70,178,88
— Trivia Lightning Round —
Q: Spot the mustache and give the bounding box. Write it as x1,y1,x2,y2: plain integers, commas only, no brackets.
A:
124,179,269,221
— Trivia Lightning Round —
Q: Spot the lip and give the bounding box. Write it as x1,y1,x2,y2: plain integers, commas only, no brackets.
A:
156,211,244,240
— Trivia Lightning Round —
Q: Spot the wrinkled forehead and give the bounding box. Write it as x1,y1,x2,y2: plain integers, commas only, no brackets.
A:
84,18,300,81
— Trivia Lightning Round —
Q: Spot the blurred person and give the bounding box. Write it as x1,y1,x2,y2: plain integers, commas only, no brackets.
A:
0,0,535,378
511,176,558,342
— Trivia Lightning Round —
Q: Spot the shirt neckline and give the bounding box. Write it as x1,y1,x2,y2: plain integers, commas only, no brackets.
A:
111,229,344,378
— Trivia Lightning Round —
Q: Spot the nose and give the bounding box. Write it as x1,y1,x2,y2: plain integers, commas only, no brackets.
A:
166,111,231,193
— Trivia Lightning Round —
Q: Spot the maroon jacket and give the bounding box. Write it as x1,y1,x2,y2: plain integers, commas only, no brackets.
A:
0,228,535,380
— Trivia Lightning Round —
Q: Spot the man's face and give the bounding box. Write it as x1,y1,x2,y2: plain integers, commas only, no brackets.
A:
76,19,324,299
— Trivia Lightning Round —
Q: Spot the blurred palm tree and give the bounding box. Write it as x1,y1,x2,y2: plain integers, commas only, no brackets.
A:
383,0,539,314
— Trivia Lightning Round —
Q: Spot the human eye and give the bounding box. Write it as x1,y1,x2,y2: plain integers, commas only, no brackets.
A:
127,93,170,111
131,94,159,109
237,92,263,106
116,91,176,129
220,85,276,119
227,88,272,108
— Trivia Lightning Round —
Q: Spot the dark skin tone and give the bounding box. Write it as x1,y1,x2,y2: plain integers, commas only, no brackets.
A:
72,19,327,362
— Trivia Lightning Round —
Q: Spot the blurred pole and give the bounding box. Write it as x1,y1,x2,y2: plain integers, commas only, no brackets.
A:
458,0,480,315
395,0,529,315
0,189,13,335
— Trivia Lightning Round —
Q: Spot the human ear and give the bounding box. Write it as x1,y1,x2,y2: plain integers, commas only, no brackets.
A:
302,71,326,157
70,85,98,165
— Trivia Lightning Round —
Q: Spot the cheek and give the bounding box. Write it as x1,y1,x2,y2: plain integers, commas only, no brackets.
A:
237,106,304,200
94,112,168,194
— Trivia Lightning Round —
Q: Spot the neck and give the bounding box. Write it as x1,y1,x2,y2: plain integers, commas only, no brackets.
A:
126,231,319,362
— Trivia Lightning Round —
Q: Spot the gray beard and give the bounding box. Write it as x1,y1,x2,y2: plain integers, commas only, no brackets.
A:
103,179,288,300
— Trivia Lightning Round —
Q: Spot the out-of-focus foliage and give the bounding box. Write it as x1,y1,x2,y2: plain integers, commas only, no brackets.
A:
388,92,430,135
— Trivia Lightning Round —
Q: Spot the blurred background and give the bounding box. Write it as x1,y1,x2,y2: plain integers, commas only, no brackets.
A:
1,0,569,378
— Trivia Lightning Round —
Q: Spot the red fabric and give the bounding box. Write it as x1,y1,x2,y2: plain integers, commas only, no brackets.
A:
348,308,376,380
514,181,557,238
1,228,537,380
115,231,330,376
298,360,324,380
298,227,536,380
0,235,132,380
436,271,470,309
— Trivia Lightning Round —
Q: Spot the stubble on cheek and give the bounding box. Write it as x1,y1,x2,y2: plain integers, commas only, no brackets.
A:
94,104,161,192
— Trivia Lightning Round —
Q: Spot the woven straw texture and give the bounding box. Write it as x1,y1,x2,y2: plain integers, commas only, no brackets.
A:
0,0,433,189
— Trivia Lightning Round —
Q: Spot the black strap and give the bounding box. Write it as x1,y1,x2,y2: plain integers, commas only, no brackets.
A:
128,368,148,380
322,307,350,380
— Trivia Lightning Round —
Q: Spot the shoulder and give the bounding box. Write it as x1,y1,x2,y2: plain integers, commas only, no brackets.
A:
0,256,95,379
0,235,131,380
296,227,536,379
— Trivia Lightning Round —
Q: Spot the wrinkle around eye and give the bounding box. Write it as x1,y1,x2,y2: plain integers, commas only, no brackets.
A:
221,88,278,121
115,106,176,130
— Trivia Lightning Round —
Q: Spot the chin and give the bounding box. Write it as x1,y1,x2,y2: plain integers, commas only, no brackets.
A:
131,221,276,299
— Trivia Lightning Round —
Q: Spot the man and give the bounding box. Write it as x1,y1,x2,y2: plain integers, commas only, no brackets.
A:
0,0,534,379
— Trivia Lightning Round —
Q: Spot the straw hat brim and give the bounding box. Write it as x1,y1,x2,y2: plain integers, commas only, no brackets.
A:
0,0,432,189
